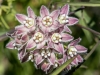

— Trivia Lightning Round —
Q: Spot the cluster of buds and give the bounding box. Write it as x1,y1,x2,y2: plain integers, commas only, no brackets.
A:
6,4,87,73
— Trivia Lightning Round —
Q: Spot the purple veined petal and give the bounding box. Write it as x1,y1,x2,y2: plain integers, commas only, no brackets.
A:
48,40,54,48
76,55,83,62
27,6,35,19
35,54,44,65
60,4,69,15
61,33,73,42
16,14,27,24
50,9,60,20
15,25,29,32
39,23,48,33
41,62,51,73
54,44,64,54
40,5,49,17
18,45,26,61
71,58,78,66
67,17,79,26
64,25,72,34
21,52,30,63
37,40,46,49
6,41,15,49
58,59,64,65
66,65,72,70
26,39,36,49
69,38,81,46
49,52,56,64
75,45,87,53
21,33,29,42
48,21,59,32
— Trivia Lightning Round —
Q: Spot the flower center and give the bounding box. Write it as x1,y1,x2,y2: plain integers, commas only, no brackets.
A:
41,49,51,58
58,14,69,24
51,33,62,43
68,46,77,57
42,16,53,27
33,32,44,43
23,17,34,28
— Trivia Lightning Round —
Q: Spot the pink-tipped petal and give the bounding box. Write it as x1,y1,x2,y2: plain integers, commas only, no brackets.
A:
41,63,51,72
37,40,46,49
50,10,59,20
69,38,81,46
35,54,43,65
60,4,69,15
15,25,29,32
71,58,78,65
27,6,35,19
49,53,56,64
26,39,36,49
61,33,73,42
75,45,87,53
67,17,79,26
64,25,72,34
77,55,83,62
21,33,29,42
6,41,15,49
16,14,27,24
40,5,49,17
54,44,64,54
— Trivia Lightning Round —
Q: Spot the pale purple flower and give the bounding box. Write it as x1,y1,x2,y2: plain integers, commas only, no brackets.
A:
6,31,29,50
67,38,87,58
31,47,59,73
26,29,47,49
48,29,73,54
38,5,60,33
15,6,36,33
58,4,79,33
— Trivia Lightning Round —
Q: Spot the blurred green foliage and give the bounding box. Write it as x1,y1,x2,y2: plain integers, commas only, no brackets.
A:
0,0,100,75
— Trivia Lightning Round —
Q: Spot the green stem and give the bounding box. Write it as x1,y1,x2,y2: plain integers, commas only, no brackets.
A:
50,56,77,75
0,16,10,29
55,2,100,7
85,40,100,60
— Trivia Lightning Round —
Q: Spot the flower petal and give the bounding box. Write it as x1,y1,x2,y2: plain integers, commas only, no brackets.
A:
75,45,87,53
61,33,73,42
76,55,83,62
6,41,15,49
18,45,26,61
37,40,46,49
54,44,64,54
49,52,56,64
60,4,69,15
21,52,30,63
26,39,36,49
21,33,29,42
35,54,43,65
64,25,72,34
69,38,81,46
40,5,49,17
50,10,59,20
16,14,27,24
67,17,79,26
27,6,35,19
41,62,51,73
15,25,29,32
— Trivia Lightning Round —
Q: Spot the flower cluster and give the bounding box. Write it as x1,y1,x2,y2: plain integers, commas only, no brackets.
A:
6,4,87,73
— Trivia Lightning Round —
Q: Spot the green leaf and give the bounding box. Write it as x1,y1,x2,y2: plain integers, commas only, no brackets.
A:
50,56,77,75
0,16,10,29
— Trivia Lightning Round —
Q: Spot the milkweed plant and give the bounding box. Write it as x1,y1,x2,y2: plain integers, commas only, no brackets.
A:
6,4,87,74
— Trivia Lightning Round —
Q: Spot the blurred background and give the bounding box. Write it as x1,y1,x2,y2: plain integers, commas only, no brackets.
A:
0,0,100,75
